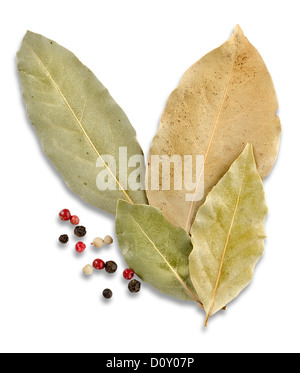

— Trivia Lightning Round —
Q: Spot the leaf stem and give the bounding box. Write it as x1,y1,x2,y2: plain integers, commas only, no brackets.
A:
197,300,204,310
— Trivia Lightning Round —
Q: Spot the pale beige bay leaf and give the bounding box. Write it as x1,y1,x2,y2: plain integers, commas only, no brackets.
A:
147,25,280,231
189,144,268,326
17,31,147,215
116,200,202,304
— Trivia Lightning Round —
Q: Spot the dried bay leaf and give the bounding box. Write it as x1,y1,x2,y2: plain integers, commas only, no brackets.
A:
147,25,280,232
116,200,202,304
17,31,147,215
189,144,268,326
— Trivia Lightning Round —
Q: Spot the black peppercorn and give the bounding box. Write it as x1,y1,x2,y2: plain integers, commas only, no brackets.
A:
128,279,141,293
59,234,69,244
74,226,86,237
105,261,117,274
102,289,113,299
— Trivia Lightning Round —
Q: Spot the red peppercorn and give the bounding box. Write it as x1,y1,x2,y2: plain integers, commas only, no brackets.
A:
123,268,134,280
59,209,71,221
75,242,86,253
93,259,105,270
70,215,80,225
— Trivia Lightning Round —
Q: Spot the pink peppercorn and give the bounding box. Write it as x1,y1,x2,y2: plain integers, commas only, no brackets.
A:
59,209,71,221
123,268,134,280
93,259,105,270
70,215,80,225
75,242,86,253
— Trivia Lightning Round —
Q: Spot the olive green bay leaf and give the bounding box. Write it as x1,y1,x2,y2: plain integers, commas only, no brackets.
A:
17,31,147,215
189,144,268,326
146,25,280,232
116,200,202,304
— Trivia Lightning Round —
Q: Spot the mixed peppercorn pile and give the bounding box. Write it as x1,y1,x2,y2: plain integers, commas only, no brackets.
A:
58,208,141,299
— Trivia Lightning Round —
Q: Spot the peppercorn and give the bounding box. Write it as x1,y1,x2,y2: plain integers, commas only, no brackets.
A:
123,268,134,280
102,289,113,299
82,264,93,275
128,279,141,293
91,237,103,248
59,209,71,221
59,234,69,244
74,226,86,237
75,241,86,253
93,258,105,270
105,261,117,274
103,235,113,245
70,215,80,225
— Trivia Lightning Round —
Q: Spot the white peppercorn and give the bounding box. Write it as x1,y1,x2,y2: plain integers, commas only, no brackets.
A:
82,264,93,276
104,235,113,245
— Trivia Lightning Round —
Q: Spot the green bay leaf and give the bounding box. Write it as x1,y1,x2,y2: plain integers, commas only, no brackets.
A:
116,200,202,303
189,144,268,325
17,31,147,214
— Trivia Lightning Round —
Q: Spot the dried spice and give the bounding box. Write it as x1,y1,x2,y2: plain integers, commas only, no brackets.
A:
123,268,134,280
17,31,147,215
75,242,86,253
93,259,105,270
91,237,103,248
104,235,113,245
59,209,71,221
189,144,267,326
74,226,86,238
70,215,80,225
58,234,69,244
83,264,93,276
146,25,281,232
105,261,118,274
116,200,200,303
128,280,141,293
102,289,113,299
18,27,281,326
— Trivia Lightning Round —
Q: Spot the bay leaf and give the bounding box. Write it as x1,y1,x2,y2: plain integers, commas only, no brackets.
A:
189,144,268,326
116,200,202,304
17,31,147,215
146,25,280,232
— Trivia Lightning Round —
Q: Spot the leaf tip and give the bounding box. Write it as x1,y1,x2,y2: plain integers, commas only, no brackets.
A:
229,25,245,43
246,143,257,164
23,30,35,41
116,199,130,214
234,24,244,34
245,142,253,152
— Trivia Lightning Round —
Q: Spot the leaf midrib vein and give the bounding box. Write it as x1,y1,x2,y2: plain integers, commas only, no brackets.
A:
204,159,247,326
184,48,237,231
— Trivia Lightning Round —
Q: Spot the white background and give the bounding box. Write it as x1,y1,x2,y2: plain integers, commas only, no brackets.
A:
0,0,299,353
